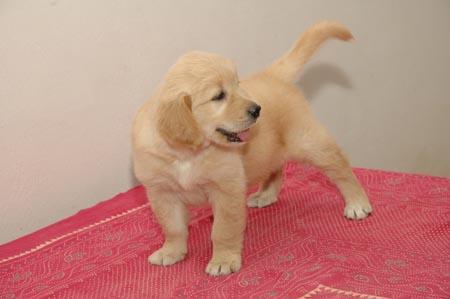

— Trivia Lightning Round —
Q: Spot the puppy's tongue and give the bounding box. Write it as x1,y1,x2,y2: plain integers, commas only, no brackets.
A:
237,129,250,142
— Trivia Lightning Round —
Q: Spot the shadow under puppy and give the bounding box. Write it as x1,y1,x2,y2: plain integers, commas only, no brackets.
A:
132,21,373,276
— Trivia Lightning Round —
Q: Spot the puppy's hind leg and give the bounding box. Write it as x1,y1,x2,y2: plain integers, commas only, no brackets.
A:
247,170,283,208
290,124,372,220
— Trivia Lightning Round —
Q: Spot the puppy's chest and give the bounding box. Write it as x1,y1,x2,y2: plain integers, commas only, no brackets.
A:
171,159,206,190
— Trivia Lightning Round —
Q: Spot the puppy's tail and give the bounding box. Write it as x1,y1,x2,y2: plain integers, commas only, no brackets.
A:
263,21,353,83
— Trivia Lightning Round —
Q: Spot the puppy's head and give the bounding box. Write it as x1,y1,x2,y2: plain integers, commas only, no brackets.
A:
156,51,260,149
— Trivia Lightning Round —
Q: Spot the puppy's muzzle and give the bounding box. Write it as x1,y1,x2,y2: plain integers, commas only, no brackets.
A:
248,104,261,119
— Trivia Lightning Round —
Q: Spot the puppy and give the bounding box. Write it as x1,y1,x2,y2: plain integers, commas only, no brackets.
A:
132,21,372,276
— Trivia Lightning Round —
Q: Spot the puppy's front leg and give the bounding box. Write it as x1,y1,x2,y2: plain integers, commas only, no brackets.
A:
206,188,246,276
147,189,189,266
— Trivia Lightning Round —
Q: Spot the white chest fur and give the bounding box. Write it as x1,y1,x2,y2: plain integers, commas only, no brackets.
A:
173,159,197,190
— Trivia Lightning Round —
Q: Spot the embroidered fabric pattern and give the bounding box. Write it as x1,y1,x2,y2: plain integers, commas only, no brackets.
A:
0,163,449,298
300,284,388,298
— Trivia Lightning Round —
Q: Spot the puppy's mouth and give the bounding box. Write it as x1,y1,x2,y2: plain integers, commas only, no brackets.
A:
216,127,251,143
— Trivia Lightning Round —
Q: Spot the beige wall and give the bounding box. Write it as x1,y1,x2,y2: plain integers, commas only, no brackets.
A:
1,0,449,243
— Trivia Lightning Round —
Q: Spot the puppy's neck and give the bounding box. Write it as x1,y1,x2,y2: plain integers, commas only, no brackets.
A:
163,139,211,161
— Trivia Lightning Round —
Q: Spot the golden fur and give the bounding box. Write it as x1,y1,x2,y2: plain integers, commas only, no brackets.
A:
132,21,373,276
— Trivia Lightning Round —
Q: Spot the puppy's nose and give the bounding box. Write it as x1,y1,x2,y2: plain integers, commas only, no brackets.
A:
248,104,261,119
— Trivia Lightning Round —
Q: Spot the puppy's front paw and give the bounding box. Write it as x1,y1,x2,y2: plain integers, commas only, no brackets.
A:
205,254,241,276
247,192,277,208
344,200,373,220
148,246,186,266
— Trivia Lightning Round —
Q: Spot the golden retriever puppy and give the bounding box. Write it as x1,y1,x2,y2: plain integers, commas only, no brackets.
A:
132,21,372,276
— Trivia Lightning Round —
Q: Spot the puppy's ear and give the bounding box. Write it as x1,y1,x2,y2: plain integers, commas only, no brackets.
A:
157,94,204,149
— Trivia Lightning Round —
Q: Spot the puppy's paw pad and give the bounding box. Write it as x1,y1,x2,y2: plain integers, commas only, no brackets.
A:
247,193,277,208
344,201,373,220
148,248,186,266
205,255,241,276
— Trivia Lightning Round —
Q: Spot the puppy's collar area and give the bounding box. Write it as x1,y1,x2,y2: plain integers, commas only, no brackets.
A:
216,127,250,143
197,140,211,151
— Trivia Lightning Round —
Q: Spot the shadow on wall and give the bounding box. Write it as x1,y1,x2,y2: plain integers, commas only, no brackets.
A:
129,156,140,187
298,62,353,100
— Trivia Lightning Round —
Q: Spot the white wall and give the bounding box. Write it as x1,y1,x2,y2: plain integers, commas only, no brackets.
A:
1,0,449,243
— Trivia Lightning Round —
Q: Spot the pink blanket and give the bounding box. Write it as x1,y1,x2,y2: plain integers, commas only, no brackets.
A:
1,163,449,298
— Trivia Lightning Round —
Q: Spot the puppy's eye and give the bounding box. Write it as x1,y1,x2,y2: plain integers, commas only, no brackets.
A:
212,90,226,101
